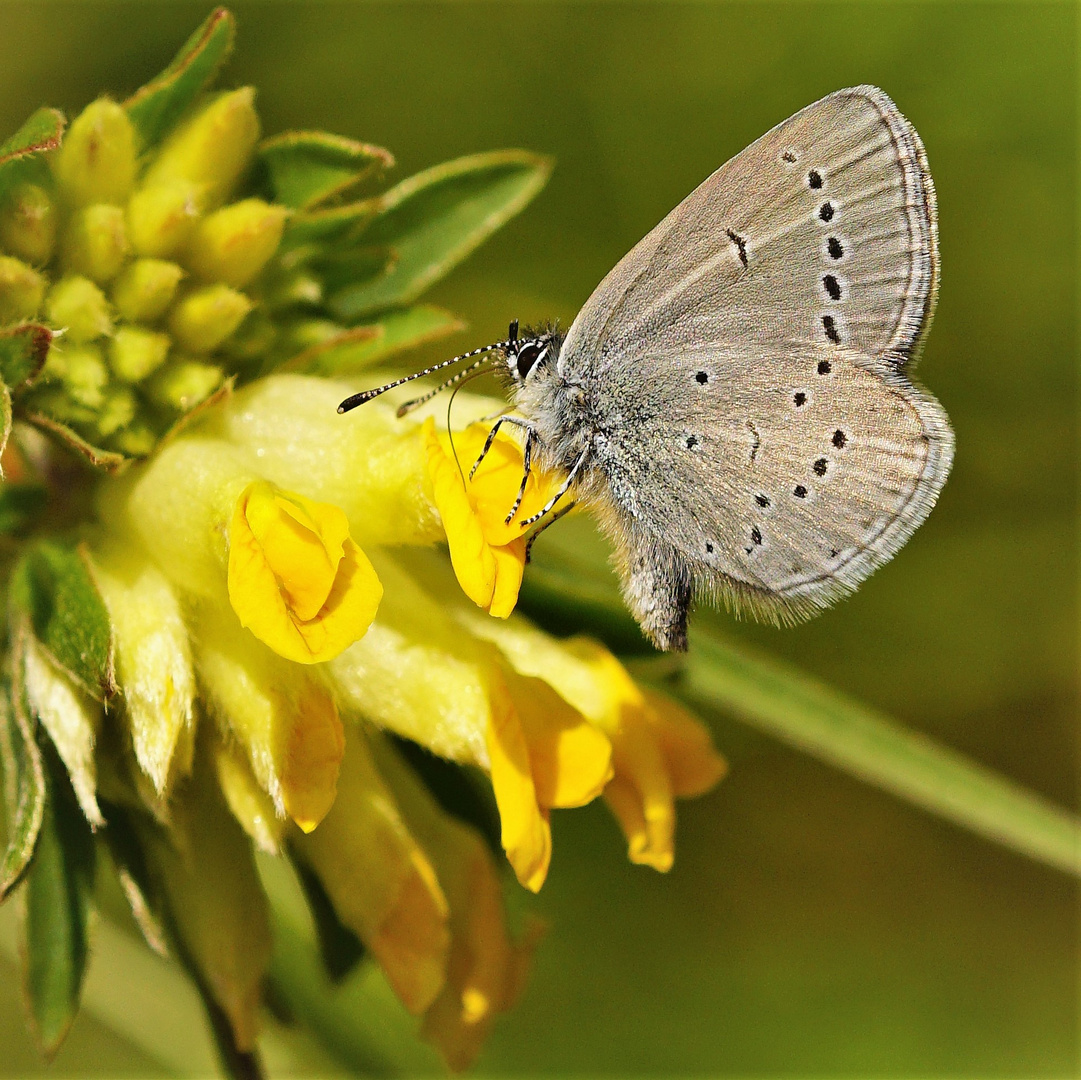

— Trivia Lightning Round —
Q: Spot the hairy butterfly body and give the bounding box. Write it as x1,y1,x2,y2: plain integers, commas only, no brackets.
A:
341,86,954,651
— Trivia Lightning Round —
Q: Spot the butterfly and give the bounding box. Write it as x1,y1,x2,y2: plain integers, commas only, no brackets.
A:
341,86,953,651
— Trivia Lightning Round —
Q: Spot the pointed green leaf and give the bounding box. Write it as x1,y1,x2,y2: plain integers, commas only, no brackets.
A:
0,108,64,201
0,483,48,535
25,410,130,473
124,8,236,150
22,737,96,1057
295,305,465,376
259,130,393,210
0,642,45,899
310,246,396,294
328,150,552,320
281,199,378,252
0,323,53,389
9,541,116,700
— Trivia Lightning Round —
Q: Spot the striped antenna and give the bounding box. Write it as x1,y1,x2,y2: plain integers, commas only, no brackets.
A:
395,357,495,417
337,340,512,414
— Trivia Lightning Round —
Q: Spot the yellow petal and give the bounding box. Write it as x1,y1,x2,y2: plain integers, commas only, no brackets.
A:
424,418,497,611
485,670,550,893
212,736,285,854
293,726,450,1014
644,687,728,797
487,537,526,619
504,667,612,809
228,480,382,664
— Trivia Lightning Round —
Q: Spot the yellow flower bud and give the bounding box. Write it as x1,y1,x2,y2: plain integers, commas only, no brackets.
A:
0,182,57,264
111,258,184,322
143,88,260,212
187,199,287,288
227,480,382,664
46,275,113,343
54,97,137,207
145,358,223,410
58,343,108,407
97,384,137,436
0,255,46,324
60,203,131,283
108,324,170,382
196,603,346,832
111,422,157,458
127,179,201,259
168,283,252,353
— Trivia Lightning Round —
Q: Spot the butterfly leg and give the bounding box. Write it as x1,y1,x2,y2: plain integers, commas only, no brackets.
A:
518,449,589,529
619,532,693,652
524,500,576,564
469,415,533,481
504,428,536,524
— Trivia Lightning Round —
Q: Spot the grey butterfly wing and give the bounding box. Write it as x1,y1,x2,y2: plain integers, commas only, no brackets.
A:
558,85,952,637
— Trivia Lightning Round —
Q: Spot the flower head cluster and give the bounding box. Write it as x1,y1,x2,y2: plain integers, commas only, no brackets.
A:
0,10,726,1074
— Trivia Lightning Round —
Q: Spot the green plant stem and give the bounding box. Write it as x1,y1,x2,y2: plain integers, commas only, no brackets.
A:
678,633,1081,878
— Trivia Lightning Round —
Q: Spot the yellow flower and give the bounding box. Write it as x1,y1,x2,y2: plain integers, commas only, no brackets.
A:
422,417,565,619
457,612,728,871
227,480,382,664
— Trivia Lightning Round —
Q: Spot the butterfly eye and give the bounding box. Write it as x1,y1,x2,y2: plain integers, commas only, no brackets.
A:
515,342,547,379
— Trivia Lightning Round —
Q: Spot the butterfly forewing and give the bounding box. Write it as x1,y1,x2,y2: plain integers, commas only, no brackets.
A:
557,85,952,624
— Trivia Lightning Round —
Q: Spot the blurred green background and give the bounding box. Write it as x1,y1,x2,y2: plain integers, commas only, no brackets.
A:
0,1,1076,1075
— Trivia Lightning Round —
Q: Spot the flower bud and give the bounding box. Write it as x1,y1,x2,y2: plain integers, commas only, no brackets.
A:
108,325,170,383
60,203,131,283
0,255,46,323
112,422,157,458
111,258,184,323
187,199,287,288
127,180,202,259
97,384,137,436
54,98,137,207
57,343,108,408
46,275,113,343
168,284,252,353
143,88,260,212
0,182,57,264
146,358,223,410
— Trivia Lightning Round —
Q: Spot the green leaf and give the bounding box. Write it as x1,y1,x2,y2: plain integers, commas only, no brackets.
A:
0,483,48,535
24,410,130,473
281,199,378,252
99,801,168,957
123,7,236,150
328,150,552,321
259,130,393,210
0,323,53,389
0,643,45,899
679,632,1081,878
9,541,116,700
22,736,96,1058
292,305,465,376
310,245,396,294
0,108,64,201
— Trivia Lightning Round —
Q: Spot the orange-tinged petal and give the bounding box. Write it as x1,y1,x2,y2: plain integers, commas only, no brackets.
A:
281,680,346,832
644,687,728,797
293,726,450,1014
228,480,382,663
